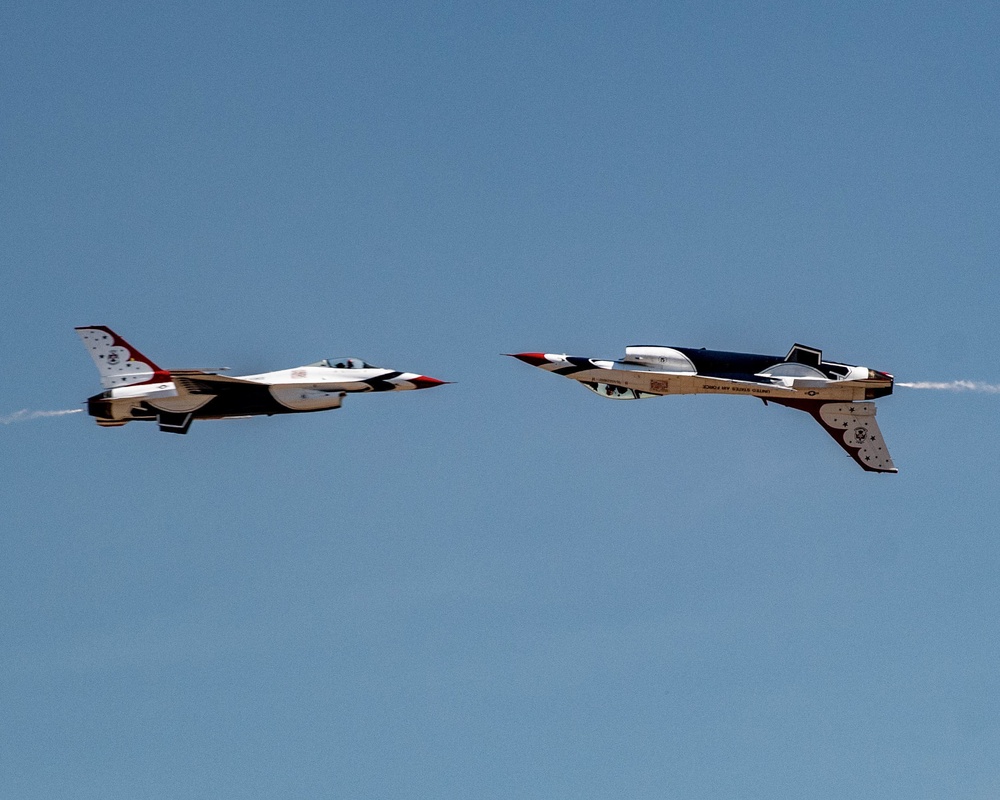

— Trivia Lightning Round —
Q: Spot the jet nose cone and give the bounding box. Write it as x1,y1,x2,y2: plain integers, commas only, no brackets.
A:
505,352,550,367
409,375,449,389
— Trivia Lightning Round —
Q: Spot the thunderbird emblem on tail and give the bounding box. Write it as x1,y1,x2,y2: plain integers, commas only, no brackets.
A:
76,326,448,434
508,343,897,473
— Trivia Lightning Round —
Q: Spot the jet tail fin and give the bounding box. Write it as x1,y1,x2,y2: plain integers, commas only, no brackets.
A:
785,344,823,367
771,399,897,473
75,326,171,389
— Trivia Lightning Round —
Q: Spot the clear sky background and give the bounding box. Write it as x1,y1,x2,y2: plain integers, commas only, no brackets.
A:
3,2,1000,797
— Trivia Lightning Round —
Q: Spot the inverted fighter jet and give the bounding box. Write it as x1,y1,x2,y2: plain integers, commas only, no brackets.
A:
509,344,897,473
77,326,447,434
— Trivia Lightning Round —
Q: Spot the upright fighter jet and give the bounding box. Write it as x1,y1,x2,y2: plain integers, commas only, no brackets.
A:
509,343,897,472
77,326,447,434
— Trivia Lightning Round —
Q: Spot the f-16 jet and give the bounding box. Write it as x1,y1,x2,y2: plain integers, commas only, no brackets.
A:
509,343,897,473
77,326,447,434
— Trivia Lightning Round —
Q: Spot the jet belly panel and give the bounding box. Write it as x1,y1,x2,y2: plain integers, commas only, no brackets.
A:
650,374,779,397
566,366,872,402
678,376,867,401
147,393,217,414
564,367,776,398
269,386,345,411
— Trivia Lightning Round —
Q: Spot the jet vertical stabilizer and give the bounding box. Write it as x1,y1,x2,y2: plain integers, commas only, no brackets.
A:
76,326,172,389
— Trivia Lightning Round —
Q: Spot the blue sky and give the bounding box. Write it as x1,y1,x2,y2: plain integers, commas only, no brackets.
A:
3,2,1000,797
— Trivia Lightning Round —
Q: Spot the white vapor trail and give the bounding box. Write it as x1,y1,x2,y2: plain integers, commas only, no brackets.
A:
0,408,83,425
897,381,1000,393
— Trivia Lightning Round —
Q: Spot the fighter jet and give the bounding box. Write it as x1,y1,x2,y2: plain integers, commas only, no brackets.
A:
508,343,897,473
77,326,448,434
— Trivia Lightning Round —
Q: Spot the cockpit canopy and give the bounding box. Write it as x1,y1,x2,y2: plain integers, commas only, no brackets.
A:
309,358,375,370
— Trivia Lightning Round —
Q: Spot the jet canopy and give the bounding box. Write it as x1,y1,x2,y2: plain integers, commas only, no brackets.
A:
310,358,375,369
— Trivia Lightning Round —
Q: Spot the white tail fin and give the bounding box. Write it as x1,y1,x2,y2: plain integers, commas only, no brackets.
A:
75,326,170,389
816,402,897,473
770,398,897,473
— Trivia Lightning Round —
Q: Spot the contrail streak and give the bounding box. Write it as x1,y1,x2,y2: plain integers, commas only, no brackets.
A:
897,381,1000,393
0,408,83,424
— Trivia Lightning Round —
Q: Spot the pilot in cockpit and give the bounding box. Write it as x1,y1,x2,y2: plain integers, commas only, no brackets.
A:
312,358,372,370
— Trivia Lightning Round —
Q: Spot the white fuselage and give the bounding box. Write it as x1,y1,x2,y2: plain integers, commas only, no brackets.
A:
98,365,439,421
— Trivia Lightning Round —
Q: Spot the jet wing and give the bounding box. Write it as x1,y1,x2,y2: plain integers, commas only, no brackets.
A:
771,399,897,473
172,373,258,394
175,373,379,395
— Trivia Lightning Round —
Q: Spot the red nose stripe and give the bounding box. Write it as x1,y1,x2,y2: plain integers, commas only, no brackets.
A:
410,376,448,389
